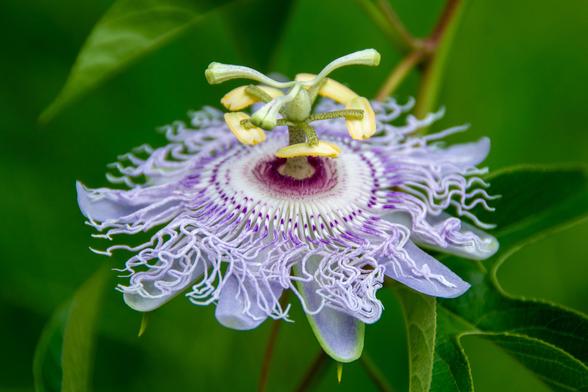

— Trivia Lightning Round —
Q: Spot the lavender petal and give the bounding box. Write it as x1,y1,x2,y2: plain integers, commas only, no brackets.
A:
297,257,365,362
382,240,470,298
415,212,499,260
77,181,174,222
215,274,282,331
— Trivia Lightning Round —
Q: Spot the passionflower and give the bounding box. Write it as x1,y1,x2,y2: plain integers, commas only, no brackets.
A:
77,49,498,362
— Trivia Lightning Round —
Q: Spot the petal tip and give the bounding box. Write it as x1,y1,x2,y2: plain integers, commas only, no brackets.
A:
215,310,263,331
124,292,167,312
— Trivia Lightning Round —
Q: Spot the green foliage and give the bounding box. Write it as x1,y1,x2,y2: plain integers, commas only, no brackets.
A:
393,286,436,392
40,0,234,123
223,0,296,71
33,267,108,392
399,167,588,392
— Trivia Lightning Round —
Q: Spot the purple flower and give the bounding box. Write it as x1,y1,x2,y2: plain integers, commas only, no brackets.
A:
77,97,497,362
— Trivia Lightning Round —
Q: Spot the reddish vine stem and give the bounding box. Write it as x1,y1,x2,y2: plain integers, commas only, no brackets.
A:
294,351,330,392
376,49,426,101
361,353,396,392
258,293,290,392
258,319,282,392
428,0,461,46
414,0,465,118
375,0,422,51
369,0,464,103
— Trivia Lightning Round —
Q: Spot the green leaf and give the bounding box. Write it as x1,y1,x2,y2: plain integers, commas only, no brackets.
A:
40,0,234,123
33,267,109,392
393,285,436,392
476,332,588,391
427,166,588,391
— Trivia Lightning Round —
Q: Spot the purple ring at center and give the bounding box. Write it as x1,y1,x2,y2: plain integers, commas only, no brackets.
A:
252,157,338,197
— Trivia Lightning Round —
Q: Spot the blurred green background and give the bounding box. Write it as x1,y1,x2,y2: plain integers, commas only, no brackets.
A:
1,0,587,391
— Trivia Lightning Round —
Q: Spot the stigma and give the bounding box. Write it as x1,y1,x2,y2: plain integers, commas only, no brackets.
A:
204,49,381,158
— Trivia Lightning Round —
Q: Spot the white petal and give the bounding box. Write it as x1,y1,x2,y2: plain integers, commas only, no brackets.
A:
124,257,207,312
215,275,282,331
416,212,499,260
296,256,364,362
77,181,174,222
384,211,499,261
383,241,470,298
77,182,144,221
426,138,490,172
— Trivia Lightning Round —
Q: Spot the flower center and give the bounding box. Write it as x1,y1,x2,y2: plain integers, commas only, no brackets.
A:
253,157,338,198
278,157,315,180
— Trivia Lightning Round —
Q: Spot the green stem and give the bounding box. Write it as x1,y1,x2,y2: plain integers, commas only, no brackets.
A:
288,125,306,145
414,0,466,119
354,0,420,53
360,353,396,392
376,50,426,101
375,0,422,51
294,351,330,392
258,319,282,392
283,125,312,178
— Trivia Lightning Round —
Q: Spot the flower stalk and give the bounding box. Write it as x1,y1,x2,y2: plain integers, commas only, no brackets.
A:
376,49,426,101
414,0,466,119
354,0,421,53
363,0,467,122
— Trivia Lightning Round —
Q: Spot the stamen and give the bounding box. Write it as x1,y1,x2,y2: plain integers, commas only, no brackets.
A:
224,112,266,145
345,97,376,140
275,141,341,158
221,85,283,111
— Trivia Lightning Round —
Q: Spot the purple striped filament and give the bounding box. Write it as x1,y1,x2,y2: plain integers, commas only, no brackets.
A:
77,98,498,362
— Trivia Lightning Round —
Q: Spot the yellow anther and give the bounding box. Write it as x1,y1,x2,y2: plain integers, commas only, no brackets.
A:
275,140,341,158
224,112,266,145
295,73,358,105
221,85,283,111
345,96,376,140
